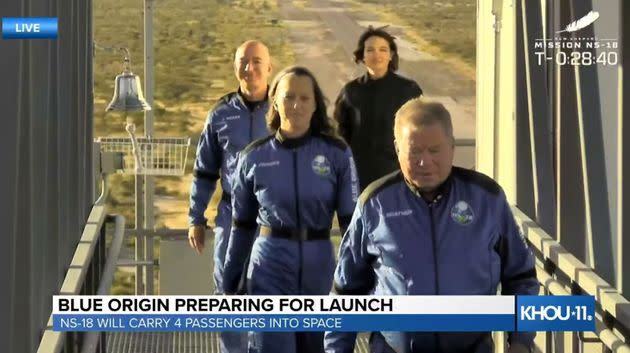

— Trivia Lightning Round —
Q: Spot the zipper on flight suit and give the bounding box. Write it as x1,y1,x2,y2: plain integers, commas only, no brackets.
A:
292,149,304,294
249,110,254,142
428,203,443,353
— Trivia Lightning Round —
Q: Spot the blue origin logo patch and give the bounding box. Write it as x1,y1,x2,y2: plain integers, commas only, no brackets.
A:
311,155,331,176
451,201,474,225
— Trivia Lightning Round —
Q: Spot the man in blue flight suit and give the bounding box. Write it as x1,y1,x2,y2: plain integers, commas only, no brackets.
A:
188,39,273,353
324,98,538,353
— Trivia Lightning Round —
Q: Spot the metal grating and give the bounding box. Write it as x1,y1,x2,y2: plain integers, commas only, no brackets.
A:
97,137,191,176
106,332,370,353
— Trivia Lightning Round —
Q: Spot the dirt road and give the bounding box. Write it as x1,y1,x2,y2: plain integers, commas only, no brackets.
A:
277,0,476,167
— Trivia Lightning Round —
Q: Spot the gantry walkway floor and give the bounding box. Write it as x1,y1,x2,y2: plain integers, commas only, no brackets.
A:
106,332,370,353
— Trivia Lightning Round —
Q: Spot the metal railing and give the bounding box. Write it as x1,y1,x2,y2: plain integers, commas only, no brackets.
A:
36,207,126,353
512,207,630,353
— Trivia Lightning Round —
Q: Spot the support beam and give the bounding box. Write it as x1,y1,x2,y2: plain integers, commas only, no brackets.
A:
570,0,615,286
556,0,586,261
143,0,155,295
520,0,556,236
620,0,630,296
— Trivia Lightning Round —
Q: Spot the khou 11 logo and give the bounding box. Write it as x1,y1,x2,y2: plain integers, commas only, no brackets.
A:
517,296,595,331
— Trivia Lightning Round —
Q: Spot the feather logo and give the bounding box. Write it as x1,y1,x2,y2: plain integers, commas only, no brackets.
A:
556,10,599,33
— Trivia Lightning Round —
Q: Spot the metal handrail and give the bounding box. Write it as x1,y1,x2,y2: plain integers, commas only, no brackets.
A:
80,215,126,353
36,212,126,353
123,227,344,239
455,138,475,147
512,206,630,352
36,203,107,353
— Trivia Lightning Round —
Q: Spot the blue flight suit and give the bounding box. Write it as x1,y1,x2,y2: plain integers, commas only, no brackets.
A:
324,167,538,353
223,131,359,353
188,90,269,353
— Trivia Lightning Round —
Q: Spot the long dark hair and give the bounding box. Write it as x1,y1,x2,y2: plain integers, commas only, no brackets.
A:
266,66,340,138
353,26,399,72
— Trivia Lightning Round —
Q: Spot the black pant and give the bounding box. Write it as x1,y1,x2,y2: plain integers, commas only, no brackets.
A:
369,332,494,353
295,332,325,353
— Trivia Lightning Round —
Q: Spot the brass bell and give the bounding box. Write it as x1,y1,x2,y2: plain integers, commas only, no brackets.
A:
106,50,151,112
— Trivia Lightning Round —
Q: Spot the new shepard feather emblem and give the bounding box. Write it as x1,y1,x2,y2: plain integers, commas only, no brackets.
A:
534,9,617,67
556,11,599,33
451,201,474,226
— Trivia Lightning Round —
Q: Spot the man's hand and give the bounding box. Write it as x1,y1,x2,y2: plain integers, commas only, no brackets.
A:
507,343,532,353
188,224,206,254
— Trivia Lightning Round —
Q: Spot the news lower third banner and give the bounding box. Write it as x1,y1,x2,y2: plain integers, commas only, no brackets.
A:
52,295,595,332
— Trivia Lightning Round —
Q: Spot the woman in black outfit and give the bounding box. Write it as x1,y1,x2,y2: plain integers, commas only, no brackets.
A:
334,26,423,191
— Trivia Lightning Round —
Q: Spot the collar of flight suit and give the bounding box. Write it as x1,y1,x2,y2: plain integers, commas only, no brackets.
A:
235,86,269,110
274,129,312,149
404,170,454,205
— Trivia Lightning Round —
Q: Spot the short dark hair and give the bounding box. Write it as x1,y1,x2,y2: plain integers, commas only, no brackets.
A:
266,66,339,137
353,26,399,72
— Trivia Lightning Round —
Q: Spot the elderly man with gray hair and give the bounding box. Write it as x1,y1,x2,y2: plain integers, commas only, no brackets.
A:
324,98,538,353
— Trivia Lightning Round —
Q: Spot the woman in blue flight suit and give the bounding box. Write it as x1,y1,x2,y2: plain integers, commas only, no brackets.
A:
222,66,359,353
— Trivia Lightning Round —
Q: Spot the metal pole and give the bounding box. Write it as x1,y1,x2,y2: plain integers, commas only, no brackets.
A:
143,0,154,138
135,175,144,294
620,0,630,297
144,0,155,294
132,99,145,295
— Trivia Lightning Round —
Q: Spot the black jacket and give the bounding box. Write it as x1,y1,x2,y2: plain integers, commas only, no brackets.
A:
334,70,422,191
